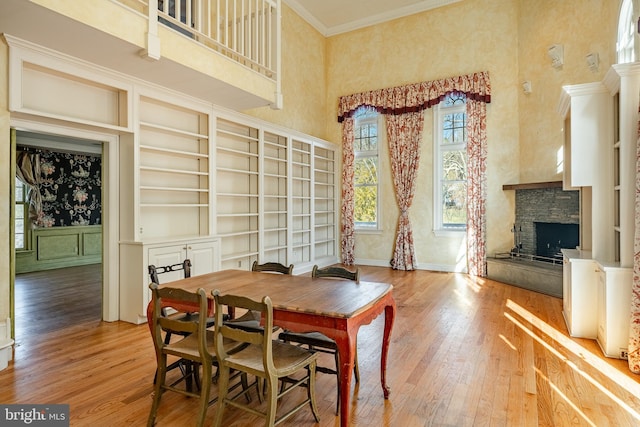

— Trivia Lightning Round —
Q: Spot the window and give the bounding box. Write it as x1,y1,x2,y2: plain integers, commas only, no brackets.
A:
434,92,467,233
354,109,380,230
617,0,636,64
15,177,28,250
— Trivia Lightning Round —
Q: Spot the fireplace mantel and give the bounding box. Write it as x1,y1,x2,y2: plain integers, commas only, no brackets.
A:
502,181,563,191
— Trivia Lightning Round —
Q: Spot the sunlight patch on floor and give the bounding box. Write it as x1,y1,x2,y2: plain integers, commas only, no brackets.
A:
505,299,640,423
534,368,597,427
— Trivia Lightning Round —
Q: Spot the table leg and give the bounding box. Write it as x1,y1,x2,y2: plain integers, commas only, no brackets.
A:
381,301,396,399
334,332,355,427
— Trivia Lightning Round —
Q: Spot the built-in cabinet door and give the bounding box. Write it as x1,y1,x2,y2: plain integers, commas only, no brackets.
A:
187,241,219,277
148,245,188,283
596,264,632,359
562,249,597,339
148,240,219,283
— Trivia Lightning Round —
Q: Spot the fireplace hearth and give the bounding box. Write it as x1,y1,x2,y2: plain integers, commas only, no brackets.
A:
487,184,579,297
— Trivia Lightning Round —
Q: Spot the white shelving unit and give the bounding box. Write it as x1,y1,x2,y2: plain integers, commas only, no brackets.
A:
557,63,640,358
137,96,211,239
313,145,337,262
118,95,338,323
216,118,260,270
119,94,217,324
262,131,289,264
291,139,312,265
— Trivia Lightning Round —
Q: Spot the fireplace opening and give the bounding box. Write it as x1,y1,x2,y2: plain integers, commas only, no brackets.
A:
535,222,579,260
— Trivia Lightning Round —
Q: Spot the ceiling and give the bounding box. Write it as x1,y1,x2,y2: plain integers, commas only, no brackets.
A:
284,0,462,36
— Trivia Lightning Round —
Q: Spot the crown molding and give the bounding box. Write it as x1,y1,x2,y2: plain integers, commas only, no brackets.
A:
284,0,462,37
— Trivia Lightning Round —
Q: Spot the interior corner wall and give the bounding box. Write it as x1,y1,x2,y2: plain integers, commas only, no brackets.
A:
517,0,619,183
0,38,11,325
242,3,329,142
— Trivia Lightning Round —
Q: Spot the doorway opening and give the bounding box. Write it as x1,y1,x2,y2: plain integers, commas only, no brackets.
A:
10,125,119,343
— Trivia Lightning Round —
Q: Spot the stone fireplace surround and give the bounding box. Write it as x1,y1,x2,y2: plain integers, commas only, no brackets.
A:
486,182,580,298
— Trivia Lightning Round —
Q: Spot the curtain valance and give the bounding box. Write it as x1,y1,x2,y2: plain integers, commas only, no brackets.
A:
337,71,491,122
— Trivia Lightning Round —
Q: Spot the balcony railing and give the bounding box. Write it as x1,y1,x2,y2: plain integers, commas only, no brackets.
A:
115,0,280,81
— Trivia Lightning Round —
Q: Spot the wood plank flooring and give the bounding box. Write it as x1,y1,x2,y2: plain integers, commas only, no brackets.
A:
3,265,640,426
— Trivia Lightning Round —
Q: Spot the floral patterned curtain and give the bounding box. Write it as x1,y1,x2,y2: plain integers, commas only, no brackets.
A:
387,111,424,270
341,117,356,265
338,71,491,273
16,150,43,225
629,101,640,374
465,99,488,277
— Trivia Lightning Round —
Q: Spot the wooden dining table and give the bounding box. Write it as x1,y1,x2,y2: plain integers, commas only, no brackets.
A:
146,269,396,427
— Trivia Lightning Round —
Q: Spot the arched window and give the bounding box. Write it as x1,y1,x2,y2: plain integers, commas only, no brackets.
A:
353,107,380,230
617,0,637,63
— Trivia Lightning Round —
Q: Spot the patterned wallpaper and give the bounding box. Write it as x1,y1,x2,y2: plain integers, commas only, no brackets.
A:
36,149,102,227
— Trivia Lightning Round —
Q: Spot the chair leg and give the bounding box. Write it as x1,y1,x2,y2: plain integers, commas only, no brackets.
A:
308,362,321,423
196,362,212,427
265,377,278,426
213,367,230,427
147,354,167,427
163,331,173,345
184,360,194,392
255,378,264,403
240,372,252,403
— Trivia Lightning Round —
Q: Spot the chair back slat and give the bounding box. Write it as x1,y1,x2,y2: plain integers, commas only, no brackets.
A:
252,261,293,275
213,290,274,367
312,265,360,283
149,259,192,284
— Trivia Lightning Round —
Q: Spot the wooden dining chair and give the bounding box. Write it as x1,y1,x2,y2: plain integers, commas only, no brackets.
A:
211,289,320,427
278,264,361,414
148,259,219,391
147,284,249,427
223,261,293,333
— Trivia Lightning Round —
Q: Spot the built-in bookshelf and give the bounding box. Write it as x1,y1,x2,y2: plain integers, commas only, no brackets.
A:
291,139,312,265
216,118,260,270
613,92,621,263
213,116,337,272
262,131,289,264
313,145,337,262
137,96,210,240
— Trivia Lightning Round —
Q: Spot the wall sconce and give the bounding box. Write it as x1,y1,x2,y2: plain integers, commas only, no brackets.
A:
586,52,599,72
522,81,532,94
548,44,564,68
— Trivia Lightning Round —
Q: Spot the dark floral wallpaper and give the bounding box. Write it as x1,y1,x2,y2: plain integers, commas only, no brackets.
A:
36,149,102,227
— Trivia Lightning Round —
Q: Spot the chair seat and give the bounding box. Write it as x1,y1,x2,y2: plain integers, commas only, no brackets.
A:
224,340,318,377
277,331,336,350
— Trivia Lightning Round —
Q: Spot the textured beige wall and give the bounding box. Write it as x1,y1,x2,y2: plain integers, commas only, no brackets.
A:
325,0,521,267
244,4,328,138
518,0,619,183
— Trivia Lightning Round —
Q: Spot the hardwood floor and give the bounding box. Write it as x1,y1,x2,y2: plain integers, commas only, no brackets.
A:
13,264,102,339
3,265,640,426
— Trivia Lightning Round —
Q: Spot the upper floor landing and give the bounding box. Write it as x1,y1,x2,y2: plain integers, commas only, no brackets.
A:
0,0,282,111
